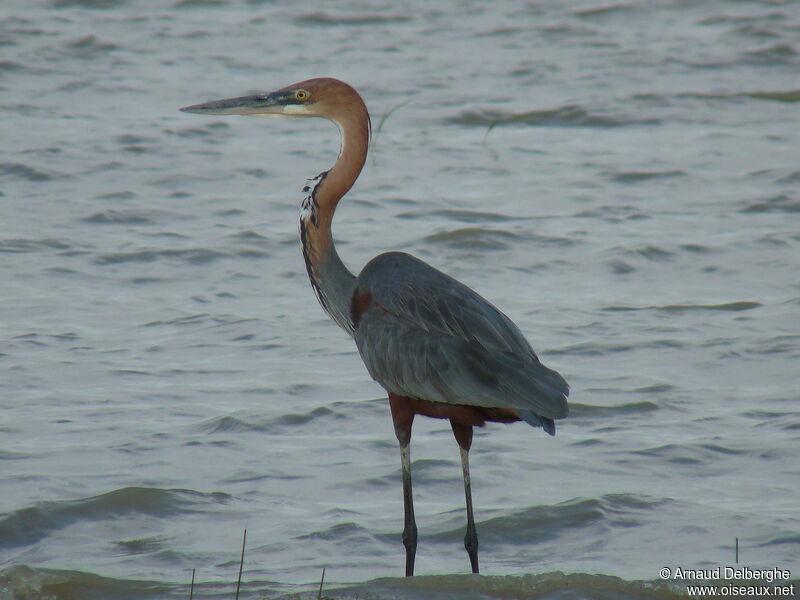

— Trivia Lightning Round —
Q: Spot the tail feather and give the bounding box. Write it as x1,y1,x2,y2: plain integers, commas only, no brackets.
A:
518,409,557,436
503,360,570,420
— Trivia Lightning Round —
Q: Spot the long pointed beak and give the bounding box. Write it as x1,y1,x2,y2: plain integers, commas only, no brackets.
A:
180,93,284,116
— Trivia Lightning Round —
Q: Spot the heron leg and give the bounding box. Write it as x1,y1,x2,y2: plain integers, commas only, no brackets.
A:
389,393,418,577
399,443,417,577
451,421,479,574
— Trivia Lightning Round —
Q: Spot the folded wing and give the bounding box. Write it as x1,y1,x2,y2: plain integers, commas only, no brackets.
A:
352,252,569,424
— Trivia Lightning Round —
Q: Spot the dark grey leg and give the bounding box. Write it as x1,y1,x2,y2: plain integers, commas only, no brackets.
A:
460,446,480,574
400,443,418,576
389,393,418,577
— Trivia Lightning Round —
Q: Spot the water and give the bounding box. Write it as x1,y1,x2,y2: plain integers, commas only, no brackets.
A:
1,0,799,598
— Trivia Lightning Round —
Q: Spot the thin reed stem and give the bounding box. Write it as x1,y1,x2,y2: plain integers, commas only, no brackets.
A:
235,529,246,600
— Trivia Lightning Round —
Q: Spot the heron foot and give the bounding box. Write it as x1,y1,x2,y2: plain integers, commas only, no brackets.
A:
464,523,479,574
403,520,418,576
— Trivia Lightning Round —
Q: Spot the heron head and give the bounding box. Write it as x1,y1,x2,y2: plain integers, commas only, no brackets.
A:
180,77,365,123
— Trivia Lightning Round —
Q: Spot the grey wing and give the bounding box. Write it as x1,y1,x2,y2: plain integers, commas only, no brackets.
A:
352,252,569,421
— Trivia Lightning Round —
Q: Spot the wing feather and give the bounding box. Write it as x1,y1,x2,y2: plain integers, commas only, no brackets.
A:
353,252,569,420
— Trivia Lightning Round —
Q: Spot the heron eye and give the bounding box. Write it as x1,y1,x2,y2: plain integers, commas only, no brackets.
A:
295,89,310,102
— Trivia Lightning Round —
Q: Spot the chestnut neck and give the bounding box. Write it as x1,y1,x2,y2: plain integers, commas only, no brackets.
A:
299,100,370,335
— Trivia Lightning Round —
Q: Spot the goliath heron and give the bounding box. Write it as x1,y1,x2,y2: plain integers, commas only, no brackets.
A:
181,78,569,576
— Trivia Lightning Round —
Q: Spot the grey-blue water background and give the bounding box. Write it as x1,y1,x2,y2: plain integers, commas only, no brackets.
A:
1,0,799,598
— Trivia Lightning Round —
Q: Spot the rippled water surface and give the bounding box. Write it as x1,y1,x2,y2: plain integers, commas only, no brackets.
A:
1,0,799,598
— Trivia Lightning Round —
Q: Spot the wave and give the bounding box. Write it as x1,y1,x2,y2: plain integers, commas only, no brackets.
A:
568,401,660,420
607,170,685,184
80,209,159,225
549,339,685,356
62,34,119,59
628,245,675,262
421,227,520,250
740,194,800,214
51,0,125,7
397,209,517,223
745,89,800,103
0,238,70,253
199,405,336,434
602,301,762,313
742,43,798,64
446,105,659,129
0,162,65,181
0,565,181,600
295,12,412,25
699,12,789,26
0,563,716,600
94,248,229,265
295,521,375,542
573,4,640,19
0,487,230,549
675,89,800,104
421,228,576,250
196,399,385,435
429,494,669,547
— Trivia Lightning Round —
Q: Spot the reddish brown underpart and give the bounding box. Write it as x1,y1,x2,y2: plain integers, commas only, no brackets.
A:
388,392,521,450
